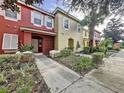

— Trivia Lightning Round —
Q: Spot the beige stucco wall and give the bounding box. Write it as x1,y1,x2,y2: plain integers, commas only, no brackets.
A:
54,12,85,51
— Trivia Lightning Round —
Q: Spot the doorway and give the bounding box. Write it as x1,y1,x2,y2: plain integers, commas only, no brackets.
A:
32,35,43,53
68,38,74,50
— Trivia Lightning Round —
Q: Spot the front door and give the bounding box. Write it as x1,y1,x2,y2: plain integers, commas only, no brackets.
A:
68,38,74,50
32,39,38,53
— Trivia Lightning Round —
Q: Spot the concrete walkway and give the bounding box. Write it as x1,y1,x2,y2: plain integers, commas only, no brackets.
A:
36,51,124,93
35,55,80,93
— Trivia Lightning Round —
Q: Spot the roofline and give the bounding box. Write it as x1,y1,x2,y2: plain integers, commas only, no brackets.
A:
53,7,81,23
20,26,56,36
95,30,101,33
18,1,55,17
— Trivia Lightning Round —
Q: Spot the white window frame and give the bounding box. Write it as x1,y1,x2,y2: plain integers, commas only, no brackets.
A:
63,17,70,30
4,6,21,21
45,16,54,29
2,33,18,50
77,24,81,32
32,11,43,27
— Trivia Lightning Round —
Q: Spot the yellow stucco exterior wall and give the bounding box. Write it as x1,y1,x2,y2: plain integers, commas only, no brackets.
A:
54,12,89,51
82,29,89,47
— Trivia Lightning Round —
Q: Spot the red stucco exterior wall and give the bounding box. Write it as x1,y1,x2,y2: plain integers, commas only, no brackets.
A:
0,3,55,54
24,32,32,45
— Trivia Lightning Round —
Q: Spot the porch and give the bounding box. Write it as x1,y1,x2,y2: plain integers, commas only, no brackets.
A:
20,26,56,55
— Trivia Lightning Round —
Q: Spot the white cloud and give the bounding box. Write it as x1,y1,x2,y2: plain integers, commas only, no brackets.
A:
70,10,84,20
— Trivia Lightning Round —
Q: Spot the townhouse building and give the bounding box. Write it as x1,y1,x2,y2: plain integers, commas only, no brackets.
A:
0,1,55,54
0,1,95,54
53,8,84,51
93,30,101,46
82,28,89,47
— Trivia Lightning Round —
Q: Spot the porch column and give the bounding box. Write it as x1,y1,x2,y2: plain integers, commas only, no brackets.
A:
24,32,32,45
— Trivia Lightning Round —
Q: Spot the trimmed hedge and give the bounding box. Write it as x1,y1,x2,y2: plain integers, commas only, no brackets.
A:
83,47,90,54
92,52,104,65
60,48,72,57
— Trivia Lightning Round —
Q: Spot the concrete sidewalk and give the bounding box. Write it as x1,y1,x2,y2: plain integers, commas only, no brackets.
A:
36,52,124,93
62,51,124,93
35,55,80,93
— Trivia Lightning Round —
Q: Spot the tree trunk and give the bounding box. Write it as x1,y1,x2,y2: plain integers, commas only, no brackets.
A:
88,22,95,47
88,9,96,50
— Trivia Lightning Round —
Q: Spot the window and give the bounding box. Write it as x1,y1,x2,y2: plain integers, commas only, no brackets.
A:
4,6,21,21
63,18,69,29
77,24,81,32
5,9,17,19
32,11,42,26
46,16,53,28
2,34,18,49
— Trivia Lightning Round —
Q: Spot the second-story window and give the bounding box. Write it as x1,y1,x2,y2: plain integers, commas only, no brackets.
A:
63,18,69,30
46,16,53,28
4,6,21,21
77,24,81,32
5,9,17,20
32,11,42,26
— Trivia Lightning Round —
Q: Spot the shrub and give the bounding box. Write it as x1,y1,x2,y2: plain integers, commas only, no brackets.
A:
19,45,34,52
121,42,124,49
91,47,99,53
99,38,113,50
114,48,120,51
0,55,18,64
60,48,72,57
0,74,5,83
83,47,90,54
92,52,104,65
76,41,80,49
98,47,107,54
16,87,30,93
0,87,8,93
74,57,96,73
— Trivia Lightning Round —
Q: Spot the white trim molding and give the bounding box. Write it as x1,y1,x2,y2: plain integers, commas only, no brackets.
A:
4,5,21,21
45,16,54,29
63,17,70,30
31,11,43,27
20,26,56,36
2,33,18,50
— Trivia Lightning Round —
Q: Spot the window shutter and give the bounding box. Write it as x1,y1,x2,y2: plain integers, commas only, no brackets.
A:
2,34,11,49
18,6,21,20
41,14,43,25
31,11,34,23
11,35,18,49
52,18,54,28
0,8,4,16
45,16,47,26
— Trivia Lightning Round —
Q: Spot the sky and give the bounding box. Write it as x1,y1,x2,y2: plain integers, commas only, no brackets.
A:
37,0,109,32
37,0,84,20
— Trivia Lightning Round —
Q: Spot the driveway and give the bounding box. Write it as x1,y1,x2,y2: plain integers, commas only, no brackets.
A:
35,51,124,93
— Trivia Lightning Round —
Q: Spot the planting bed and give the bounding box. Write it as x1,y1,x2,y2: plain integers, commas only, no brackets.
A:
54,54,97,76
0,55,50,93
